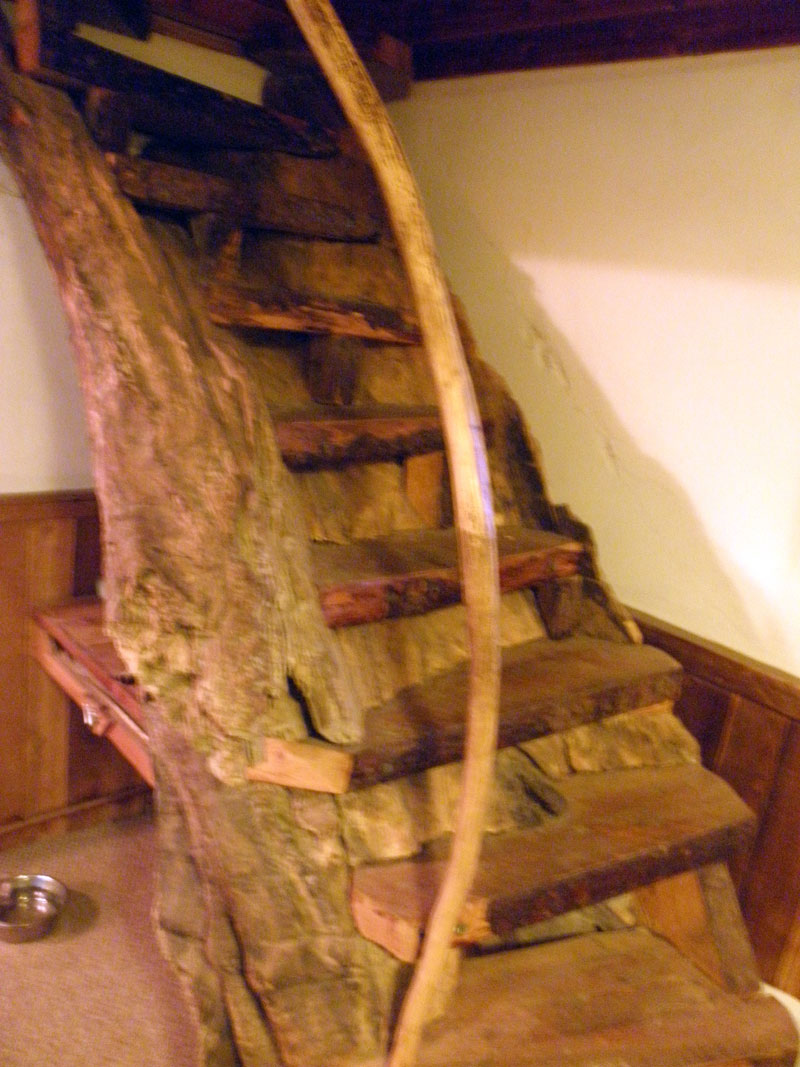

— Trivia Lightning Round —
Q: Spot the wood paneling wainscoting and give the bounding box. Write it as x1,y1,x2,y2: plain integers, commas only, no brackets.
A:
635,611,800,997
0,490,149,851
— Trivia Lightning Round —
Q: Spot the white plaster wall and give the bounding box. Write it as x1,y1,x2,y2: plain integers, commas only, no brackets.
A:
0,158,93,492
389,47,800,675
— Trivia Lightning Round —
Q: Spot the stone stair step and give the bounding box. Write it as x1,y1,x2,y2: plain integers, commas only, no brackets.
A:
351,762,755,960
349,636,682,786
312,525,584,627
414,927,797,1067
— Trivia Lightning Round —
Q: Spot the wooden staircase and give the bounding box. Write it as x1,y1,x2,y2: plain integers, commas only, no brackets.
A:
5,8,798,1067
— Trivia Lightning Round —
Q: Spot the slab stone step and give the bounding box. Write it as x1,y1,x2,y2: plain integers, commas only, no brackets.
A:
312,526,584,627
348,636,682,786
351,762,755,960
273,405,445,469
415,927,797,1067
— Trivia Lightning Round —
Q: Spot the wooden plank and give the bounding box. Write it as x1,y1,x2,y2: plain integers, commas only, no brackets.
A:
23,28,334,156
23,517,77,816
0,489,97,523
351,637,682,785
246,737,354,793
414,928,798,1067
351,764,755,961
106,153,379,241
740,723,800,985
34,600,146,729
0,787,151,853
636,610,800,723
273,405,443,469
313,526,584,627
635,865,761,995
205,278,420,343
673,674,732,769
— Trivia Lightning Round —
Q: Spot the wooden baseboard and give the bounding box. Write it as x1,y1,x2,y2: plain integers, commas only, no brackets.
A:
0,786,152,853
633,610,800,997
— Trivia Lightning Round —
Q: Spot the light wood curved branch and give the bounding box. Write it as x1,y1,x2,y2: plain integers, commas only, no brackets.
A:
283,3,501,1066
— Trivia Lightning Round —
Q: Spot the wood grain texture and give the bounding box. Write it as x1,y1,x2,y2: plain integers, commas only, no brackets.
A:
107,152,379,240
415,928,798,1067
352,763,755,960
635,611,800,997
313,526,583,627
273,405,443,469
205,277,421,342
352,637,682,785
0,491,141,841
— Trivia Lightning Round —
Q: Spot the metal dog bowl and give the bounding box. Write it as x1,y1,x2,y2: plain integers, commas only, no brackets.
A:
0,874,68,943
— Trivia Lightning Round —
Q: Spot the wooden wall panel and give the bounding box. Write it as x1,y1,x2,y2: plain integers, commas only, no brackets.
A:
0,491,149,849
636,611,800,997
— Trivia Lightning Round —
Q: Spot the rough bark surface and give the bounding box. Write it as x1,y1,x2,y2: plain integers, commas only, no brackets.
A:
0,66,399,1067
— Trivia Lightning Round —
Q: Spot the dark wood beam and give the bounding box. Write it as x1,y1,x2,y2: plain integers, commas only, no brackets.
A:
411,1,800,80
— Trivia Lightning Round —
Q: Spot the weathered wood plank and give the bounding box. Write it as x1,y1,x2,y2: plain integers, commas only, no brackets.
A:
351,764,755,961
273,405,443,468
21,27,334,156
246,737,354,793
205,278,420,342
636,609,800,723
351,637,682,786
106,151,379,240
740,723,800,984
313,526,583,628
415,928,798,1067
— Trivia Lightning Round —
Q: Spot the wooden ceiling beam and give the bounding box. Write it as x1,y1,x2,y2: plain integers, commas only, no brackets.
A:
411,1,800,80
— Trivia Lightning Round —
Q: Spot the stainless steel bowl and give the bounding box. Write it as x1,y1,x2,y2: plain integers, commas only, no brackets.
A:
0,874,68,942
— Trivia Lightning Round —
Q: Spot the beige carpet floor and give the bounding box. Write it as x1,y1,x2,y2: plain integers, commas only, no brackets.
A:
0,813,199,1067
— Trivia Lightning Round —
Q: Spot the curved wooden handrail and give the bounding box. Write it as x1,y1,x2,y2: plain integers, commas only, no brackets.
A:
284,3,501,1066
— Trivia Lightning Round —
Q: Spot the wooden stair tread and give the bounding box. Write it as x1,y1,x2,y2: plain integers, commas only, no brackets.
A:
313,526,584,627
350,637,682,785
107,153,379,242
273,404,444,468
415,927,798,1067
351,763,755,957
205,278,420,343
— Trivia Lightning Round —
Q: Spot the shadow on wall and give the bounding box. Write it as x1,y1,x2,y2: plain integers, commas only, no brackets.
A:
389,51,800,673
440,198,792,669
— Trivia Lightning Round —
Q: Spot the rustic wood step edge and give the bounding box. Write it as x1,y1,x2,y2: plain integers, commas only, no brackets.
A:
273,405,446,469
313,527,584,627
350,637,682,786
205,278,420,343
350,762,755,962
414,927,799,1067
106,152,380,242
